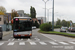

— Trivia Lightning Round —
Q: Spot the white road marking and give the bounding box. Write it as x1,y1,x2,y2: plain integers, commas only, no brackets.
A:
21,39,23,41
29,42,36,45
39,42,47,45
0,42,4,46
8,39,11,41
12,39,15,41
69,42,75,44
59,42,69,45
18,39,20,41
34,38,40,41
19,42,25,45
41,34,57,41
7,42,14,45
49,42,58,45
27,38,31,41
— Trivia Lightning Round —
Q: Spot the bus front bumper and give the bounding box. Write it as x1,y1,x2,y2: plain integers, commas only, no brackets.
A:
14,34,32,37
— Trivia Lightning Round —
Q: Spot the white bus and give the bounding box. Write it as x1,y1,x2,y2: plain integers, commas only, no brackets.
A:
12,17,32,38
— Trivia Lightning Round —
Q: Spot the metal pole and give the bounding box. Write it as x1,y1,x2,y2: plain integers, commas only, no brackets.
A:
52,0,54,31
43,2,46,23
47,9,49,22
47,8,52,22
42,0,49,23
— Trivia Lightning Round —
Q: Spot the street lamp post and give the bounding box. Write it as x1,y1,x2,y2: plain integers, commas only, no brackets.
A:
47,8,52,22
42,0,49,23
52,0,54,31
47,9,49,22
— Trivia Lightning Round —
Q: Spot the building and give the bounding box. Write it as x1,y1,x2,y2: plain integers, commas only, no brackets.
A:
0,15,7,31
4,13,11,23
17,10,24,17
36,17,43,24
0,15,4,25
37,17,46,23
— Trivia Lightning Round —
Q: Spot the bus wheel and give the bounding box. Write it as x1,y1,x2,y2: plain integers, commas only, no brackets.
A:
0,37,2,40
29,36,31,38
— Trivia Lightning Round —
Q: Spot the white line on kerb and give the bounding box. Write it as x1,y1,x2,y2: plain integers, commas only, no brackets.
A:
41,34,57,41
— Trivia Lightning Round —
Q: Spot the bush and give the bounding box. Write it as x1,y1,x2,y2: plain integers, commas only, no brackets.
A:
40,23,52,31
54,25,61,28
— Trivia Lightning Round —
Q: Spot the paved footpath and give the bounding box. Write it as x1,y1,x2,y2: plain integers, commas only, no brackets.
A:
3,31,13,36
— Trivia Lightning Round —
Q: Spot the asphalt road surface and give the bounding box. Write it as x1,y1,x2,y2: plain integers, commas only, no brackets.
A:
0,29,75,50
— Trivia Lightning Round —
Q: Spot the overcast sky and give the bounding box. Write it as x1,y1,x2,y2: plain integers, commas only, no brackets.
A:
0,0,75,22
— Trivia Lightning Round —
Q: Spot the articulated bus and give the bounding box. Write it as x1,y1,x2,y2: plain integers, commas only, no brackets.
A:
12,17,32,38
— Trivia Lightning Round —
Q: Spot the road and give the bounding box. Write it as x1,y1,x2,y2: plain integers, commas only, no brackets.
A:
0,29,75,50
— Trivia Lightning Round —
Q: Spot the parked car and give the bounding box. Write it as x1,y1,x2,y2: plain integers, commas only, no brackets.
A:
60,27,67,32
67,27,71,31
32,26,36,29
60,26,68,29
68,27,75,32
0,26,3,39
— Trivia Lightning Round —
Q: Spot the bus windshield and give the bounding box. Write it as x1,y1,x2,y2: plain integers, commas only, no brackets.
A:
14,20,32,32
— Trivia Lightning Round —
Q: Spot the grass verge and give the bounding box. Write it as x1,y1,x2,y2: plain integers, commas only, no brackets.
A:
38,30,75,38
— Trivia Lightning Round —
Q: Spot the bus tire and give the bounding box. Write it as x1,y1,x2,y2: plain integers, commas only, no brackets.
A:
0,37,2,40
29,36,31,38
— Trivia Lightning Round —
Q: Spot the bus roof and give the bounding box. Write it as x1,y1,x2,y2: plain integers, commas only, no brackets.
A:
14,17,31,19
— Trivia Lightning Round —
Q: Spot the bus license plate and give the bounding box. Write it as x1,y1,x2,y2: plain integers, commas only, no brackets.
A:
21,35,24,36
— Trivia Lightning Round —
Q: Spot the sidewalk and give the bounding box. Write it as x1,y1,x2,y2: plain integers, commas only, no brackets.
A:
41,34,75,42
3,30,13,36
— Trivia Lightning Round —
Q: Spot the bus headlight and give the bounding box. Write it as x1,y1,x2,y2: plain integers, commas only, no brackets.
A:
14,32,17,35
30,33,32,36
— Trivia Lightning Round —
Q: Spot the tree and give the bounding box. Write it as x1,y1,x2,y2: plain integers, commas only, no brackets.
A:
61,20,67,26
11,9,19,19
0,11,5,15
66,21,70,27
11,9,19,30
30,6,36,18
0,6,6,13
56,18,61,26
24,13,30,17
